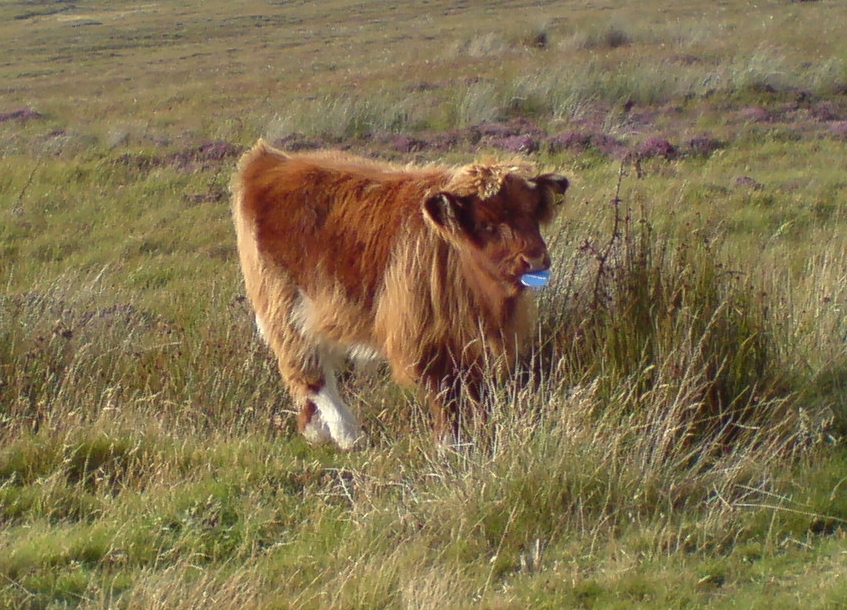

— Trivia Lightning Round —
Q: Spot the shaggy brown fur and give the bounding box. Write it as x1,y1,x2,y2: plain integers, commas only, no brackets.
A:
231,139,568,448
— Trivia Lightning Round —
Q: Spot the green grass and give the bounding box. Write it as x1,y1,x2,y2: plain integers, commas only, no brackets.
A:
2,0,847,607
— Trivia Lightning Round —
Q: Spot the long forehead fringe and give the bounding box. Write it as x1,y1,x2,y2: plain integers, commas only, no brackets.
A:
445,160,535,199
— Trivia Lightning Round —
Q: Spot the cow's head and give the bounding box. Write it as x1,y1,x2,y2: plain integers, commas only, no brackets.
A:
423,164,569,292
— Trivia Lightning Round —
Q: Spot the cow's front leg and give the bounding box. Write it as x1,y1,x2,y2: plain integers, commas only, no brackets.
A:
420,368,485,448
423,378,461,447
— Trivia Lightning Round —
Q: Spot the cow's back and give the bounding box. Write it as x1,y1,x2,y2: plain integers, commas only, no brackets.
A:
233,142,441,311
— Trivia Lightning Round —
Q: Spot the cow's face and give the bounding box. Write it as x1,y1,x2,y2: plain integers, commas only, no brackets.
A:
423,173,568,290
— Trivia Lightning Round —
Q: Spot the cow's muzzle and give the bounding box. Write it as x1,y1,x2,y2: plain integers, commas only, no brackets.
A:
520,251,551,274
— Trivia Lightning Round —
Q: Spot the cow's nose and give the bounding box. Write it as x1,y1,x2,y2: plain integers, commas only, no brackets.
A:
522,251,550,273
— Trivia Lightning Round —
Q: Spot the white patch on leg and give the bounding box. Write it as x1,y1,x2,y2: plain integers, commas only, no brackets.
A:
300,407,333,445
303,372,363,450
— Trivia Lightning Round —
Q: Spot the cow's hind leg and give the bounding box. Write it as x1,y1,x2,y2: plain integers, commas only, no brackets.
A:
298,360,362,450
256,291,362,450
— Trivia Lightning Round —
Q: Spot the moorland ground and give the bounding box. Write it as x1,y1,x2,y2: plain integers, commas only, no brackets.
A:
2,0,847,608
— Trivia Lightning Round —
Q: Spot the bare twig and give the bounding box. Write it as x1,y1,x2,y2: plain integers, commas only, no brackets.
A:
586,156,628,310
13,157,42,216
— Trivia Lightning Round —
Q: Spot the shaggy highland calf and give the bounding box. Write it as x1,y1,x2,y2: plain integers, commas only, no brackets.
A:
231,140,568,449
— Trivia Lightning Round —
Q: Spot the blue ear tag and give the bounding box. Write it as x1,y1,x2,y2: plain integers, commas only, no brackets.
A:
520,269,550,288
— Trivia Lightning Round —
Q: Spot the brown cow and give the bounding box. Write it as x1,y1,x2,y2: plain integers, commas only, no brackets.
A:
231,140,568,449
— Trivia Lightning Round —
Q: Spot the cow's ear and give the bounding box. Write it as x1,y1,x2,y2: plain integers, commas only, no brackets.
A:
531,174,569,224
534,173,569,195
423,192,467,236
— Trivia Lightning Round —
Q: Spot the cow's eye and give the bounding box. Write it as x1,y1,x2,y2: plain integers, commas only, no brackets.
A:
478,222,498,236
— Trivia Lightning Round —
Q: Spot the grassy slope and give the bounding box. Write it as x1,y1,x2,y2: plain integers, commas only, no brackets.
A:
2,0,847,608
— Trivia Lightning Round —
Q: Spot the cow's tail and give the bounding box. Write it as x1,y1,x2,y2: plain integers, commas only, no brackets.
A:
231,141,263,275
232,138,284,221
231,140,290,328
231,139,288,251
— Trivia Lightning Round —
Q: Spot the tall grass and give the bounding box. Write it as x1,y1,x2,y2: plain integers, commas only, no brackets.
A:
259,46,847,141
0,271,283,437
551,205,775,425
267,92,431,141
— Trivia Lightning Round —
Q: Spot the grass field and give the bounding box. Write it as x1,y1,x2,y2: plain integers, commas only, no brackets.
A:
2,0,847,608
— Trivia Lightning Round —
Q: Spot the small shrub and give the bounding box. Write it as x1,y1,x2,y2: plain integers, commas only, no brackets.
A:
541,165,784,439
508,21,551,50
685,134,724,157
577,23,633,50
638,136,677,159
490,134,539,153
